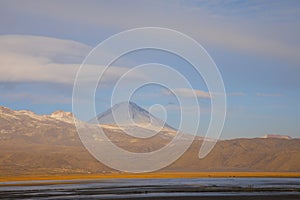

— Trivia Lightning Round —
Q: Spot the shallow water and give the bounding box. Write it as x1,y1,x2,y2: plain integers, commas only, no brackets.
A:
0,178,299,199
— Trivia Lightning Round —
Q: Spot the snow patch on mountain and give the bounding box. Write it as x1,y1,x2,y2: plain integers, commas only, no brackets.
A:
19,110,44,120
263,134,292,140
0,106,74,124
50,110,74,123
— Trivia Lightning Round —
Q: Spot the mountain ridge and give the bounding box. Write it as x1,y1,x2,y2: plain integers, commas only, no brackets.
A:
0,105,299,175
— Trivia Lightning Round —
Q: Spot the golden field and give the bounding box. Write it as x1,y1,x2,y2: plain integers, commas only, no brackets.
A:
1,172,300,182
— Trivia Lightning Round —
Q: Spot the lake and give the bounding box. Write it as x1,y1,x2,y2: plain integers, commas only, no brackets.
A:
0,178,299,199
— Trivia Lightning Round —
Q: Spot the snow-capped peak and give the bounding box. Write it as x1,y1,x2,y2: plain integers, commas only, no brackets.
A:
50,110,74,123
263,134,292,140
19,110,37,116
89,101,176,138
92,101,173,129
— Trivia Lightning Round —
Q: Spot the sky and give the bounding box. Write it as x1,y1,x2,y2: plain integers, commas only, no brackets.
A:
0,0,299,139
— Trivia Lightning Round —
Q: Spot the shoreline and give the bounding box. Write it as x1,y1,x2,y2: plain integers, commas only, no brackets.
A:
1,172,299,182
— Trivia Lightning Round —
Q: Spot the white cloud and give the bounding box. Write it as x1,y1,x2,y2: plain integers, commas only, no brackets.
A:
162,88,245,98
162,88,211,99
0,35,145,85
0,34,91,63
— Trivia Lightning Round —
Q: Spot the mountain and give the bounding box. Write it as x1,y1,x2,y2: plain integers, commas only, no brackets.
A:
90,101,176,138
91,101,174,129
0,105,300,176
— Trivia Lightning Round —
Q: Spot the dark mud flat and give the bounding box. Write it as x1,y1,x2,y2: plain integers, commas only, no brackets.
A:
1,190,300,200
0,178,299,199
108,195,300,200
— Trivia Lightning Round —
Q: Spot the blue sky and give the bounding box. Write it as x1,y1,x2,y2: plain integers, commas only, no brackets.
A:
0,0,299,139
